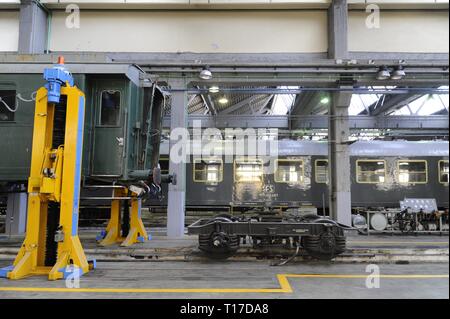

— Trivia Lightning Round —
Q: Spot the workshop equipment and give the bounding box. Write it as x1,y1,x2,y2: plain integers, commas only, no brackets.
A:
0,57,95,280
96,186,150,247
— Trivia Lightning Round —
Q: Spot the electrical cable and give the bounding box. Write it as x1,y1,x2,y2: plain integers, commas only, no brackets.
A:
0,91,37,113
0,97,18,113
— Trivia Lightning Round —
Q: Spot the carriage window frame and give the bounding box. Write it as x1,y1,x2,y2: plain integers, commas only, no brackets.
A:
315,159,329,184
356,159,387,184
0,89,16,122
396,160,428,184
193,158,224,184
438,160,449,184
274,159,304,184
159,157,169,175
98,89,122,127
234,159,264,184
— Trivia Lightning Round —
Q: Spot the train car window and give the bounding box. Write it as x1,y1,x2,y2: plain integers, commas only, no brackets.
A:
234,160,263,183
315,159,328,184
275,159,304,184
356,160,386,184
397,160,428,184
159,157,169,175
439,160,449,184
193,158,223,183
100,90,121,126
0,90,16,122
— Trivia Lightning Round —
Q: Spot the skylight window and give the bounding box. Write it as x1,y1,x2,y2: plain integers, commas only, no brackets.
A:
391,86,449,115
271,86,298,115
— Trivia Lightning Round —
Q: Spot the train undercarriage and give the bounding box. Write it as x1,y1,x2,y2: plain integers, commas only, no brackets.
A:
188,212,351,261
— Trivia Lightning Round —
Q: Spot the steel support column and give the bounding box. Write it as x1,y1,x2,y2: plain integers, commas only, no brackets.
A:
328,90,352,226
18,0,48,54
5,192,28,236
328,0,348,60
167,79,188,238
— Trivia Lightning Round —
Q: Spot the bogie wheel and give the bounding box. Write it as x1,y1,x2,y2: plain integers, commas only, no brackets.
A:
199,232,240,260
303,230,346,261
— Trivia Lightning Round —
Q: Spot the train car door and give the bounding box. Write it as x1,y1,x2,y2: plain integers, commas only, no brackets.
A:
91,80,126,177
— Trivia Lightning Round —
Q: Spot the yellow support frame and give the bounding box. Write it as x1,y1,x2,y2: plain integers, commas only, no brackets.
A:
99,188,149,247
4,85,93,280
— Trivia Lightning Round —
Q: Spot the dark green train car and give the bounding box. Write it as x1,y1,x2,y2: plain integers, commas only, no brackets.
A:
0,67,164,189
151,140,449,212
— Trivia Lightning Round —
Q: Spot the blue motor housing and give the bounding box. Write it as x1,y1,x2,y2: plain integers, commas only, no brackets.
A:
43,64,74,104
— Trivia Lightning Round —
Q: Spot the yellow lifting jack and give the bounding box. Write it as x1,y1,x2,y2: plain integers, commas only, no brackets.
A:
0,57,95,280
97,187,149,247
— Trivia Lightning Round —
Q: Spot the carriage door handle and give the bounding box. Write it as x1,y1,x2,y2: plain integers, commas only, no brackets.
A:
116,137,124,146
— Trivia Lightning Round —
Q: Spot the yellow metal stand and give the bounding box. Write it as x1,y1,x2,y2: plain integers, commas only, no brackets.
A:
98,188,149,247
2,83,94,280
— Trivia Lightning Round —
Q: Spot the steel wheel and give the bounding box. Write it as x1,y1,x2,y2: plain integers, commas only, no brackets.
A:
199,232,240,259
303,230,346,261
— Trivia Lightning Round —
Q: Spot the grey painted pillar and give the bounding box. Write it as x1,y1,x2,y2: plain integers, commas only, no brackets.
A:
18,0,48,54
5,193,28,235
167,79,188,238
328,90,352,226
328,0,348,60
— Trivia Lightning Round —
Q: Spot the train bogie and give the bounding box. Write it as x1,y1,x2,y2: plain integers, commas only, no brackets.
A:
188,214,350,260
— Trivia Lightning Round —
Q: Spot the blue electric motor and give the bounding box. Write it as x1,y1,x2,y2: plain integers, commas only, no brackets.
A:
43,57,74,104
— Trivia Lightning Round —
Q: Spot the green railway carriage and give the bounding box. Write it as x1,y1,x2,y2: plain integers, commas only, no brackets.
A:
0,66,164,187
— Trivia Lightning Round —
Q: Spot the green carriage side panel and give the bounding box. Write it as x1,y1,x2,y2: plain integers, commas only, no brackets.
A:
125,80,144,175
0,74,87,182
90,77,128,178
1,73,152,184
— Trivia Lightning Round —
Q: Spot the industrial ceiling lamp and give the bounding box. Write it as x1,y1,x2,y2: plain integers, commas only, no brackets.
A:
390,65,406,80
320,96,330,105
376,66,391,80
218,96,228,104
199,66,213,80
209,86,220,93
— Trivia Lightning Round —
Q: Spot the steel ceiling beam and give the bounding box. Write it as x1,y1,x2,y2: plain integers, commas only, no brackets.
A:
432,109,449,115
328,0,348,60
1,52,448,67
200,94,217,115
219,95,266,115
369,93,424,116
166,87,449,95
161,115,449,130
290,92,328,116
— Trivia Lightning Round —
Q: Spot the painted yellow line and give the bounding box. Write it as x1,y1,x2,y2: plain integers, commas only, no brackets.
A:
0,274,447,294
284,274,449,279
0,287,286,294
350,241,449,245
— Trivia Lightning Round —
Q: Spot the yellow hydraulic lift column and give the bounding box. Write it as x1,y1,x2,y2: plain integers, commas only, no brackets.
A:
97,187,149,247
0,57,95,280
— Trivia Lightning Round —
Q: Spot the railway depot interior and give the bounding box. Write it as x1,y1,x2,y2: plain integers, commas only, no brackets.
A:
0,0,448,303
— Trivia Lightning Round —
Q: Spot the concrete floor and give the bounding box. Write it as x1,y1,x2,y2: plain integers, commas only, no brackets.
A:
0,261,448,299
0,231,448,299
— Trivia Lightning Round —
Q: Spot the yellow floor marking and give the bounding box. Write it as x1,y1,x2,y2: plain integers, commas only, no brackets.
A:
0,274,447,294
350,242,449,245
